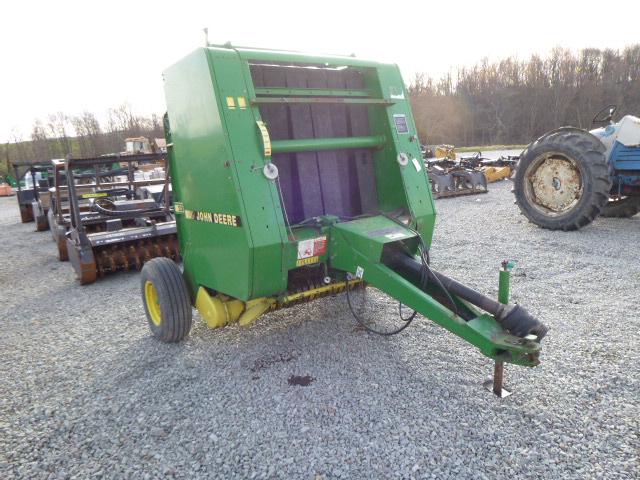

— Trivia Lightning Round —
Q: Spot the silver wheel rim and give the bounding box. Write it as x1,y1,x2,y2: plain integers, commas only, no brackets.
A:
524,152,583,216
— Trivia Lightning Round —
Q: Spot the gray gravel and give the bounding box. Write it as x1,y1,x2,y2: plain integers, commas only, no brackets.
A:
1,179,638,479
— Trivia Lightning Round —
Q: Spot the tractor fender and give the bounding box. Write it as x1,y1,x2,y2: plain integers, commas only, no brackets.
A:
520,126,606,164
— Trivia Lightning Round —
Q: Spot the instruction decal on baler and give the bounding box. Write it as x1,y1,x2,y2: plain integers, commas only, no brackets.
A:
296,236,327,266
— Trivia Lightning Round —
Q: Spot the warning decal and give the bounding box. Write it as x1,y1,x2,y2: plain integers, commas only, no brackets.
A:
297,236,327,260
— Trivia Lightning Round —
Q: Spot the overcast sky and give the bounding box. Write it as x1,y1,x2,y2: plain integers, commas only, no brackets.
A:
1,0,638,143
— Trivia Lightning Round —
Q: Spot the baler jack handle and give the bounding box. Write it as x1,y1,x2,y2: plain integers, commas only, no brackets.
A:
485,260,516,398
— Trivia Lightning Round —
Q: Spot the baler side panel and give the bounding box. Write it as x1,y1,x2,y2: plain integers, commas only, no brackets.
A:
207,49,288,298
369,65,436,244
362,67,406,214
163,49,252,300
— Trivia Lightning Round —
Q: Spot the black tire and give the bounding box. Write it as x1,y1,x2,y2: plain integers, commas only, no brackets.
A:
141,258,192,342
600,197,640,218
514,128,612,231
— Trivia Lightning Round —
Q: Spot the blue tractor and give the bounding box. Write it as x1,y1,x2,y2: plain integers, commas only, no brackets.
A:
514,105,640,230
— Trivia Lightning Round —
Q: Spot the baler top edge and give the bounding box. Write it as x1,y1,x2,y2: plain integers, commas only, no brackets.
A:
205,44,390,69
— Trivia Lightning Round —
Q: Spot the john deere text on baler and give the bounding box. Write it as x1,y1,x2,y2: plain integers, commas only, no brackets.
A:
141,45,547,386
64,153,179,284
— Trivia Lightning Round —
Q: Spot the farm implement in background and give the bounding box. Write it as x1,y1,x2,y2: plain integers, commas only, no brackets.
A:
59,153,178,284
10,161,54,230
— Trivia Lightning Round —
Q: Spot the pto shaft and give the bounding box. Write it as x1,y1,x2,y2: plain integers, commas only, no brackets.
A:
385,250,548,340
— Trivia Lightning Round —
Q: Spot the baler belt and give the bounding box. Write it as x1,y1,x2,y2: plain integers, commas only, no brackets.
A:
251,64,380,223
285,68,325,220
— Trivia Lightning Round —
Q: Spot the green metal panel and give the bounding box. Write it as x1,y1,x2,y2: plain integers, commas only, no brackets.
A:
366,64,436,243
205,48,289,298
164,48,287,300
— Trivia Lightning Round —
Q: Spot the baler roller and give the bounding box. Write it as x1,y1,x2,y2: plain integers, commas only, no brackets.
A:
270,135,386,154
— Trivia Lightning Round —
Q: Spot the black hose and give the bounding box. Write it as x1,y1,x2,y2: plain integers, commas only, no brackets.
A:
345,277,417,336
345,214,424,335
385,250,548,340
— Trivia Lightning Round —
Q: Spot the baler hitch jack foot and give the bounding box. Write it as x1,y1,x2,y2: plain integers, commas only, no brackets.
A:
483,361,512,398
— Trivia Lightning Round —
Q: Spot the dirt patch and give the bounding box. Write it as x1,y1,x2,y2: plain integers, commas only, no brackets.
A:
287,375,314,387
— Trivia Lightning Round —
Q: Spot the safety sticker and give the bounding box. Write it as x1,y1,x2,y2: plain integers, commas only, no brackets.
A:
389,86,405,99
393,114,409,134
296,256,319,267
256,121,272,157
174,202,184,213
297,236,327,260
355,266,364,279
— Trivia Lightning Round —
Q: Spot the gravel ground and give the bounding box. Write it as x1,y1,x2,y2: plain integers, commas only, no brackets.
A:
1,180,638,479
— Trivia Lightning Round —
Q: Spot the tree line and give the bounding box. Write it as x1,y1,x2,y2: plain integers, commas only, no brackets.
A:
1,104,163,176
409,45,640,146
3,45,640,176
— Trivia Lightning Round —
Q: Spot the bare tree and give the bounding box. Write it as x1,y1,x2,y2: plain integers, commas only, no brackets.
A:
31,119,51,161
409,44,640,146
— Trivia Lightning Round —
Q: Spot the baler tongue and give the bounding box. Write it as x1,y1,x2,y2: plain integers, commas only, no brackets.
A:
330,216,546,368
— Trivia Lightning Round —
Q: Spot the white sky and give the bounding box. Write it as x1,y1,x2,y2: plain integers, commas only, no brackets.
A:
1,0,639,143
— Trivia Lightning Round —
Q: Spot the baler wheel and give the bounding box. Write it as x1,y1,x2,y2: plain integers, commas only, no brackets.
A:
141,258,192,342
514,128,611,231
600,197,640,218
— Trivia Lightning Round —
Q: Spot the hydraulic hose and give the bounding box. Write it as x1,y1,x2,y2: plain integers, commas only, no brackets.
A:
385,250,548,340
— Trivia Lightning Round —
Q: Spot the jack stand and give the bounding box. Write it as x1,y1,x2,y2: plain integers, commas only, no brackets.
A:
483,260,515,398
484,361,512,398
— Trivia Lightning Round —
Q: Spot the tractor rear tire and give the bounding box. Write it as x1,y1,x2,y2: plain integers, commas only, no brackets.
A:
514,128,612,231
141,258,192,343
600,197,640,218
